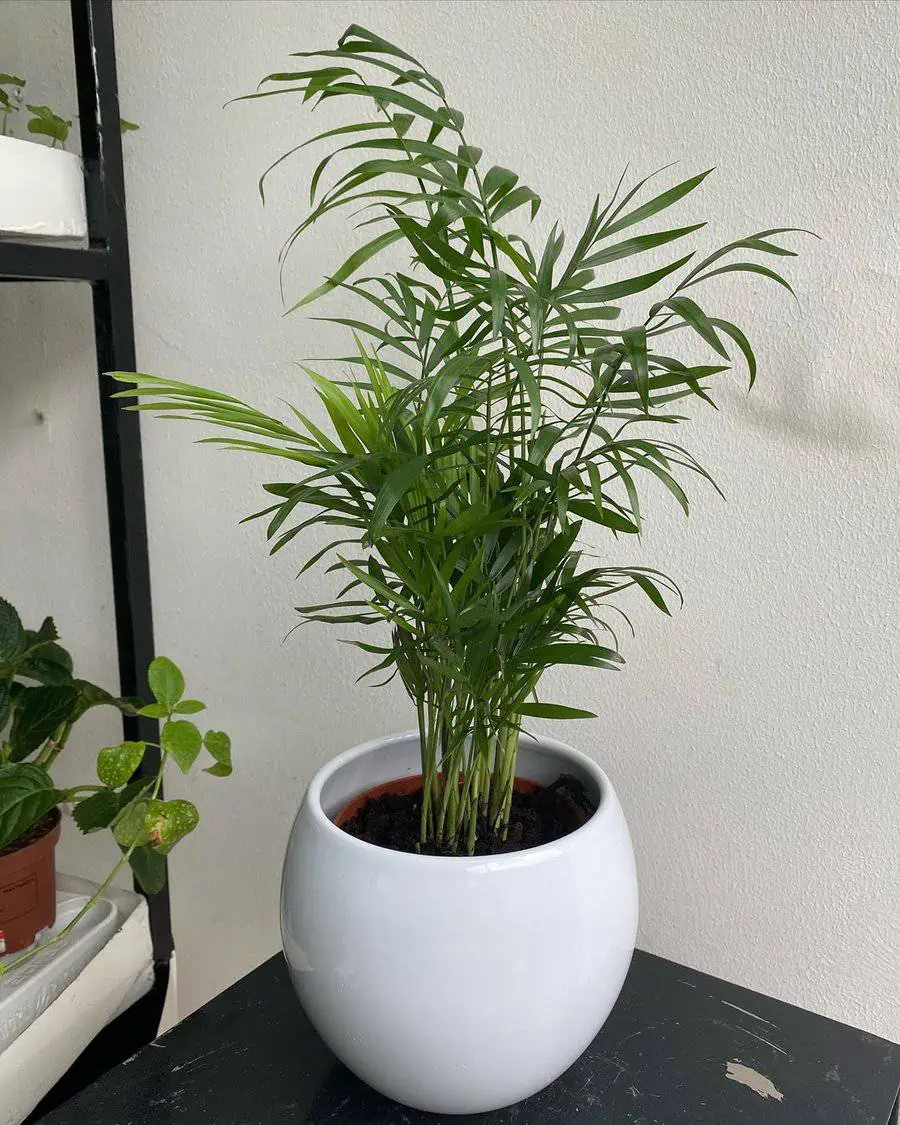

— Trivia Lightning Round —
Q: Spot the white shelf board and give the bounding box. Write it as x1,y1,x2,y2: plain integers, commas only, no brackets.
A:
0,873,155,1125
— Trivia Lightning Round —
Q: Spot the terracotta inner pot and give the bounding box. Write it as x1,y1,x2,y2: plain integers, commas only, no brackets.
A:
334,774,541,829
0,808,61,955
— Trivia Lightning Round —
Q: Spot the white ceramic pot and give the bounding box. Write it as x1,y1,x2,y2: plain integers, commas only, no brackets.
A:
0,136,87,239
281,730,639,1114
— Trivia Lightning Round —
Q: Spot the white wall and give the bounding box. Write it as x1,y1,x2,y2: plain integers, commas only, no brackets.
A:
3,0,897,1038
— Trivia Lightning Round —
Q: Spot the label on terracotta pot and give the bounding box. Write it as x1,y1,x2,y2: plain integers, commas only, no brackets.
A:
0,874,38,922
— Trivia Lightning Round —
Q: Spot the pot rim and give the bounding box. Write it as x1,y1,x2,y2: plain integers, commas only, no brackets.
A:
0,134,82,161
0,806,61,871
306,729,613,867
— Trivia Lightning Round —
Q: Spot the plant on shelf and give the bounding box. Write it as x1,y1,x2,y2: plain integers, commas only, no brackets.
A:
111,25,806,856
0,68,138,145
0,73,24,135
0,595,232,968
24,102,71,148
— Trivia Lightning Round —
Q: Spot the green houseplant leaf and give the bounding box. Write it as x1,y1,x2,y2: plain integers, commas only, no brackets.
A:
0,763,61,851
148,656,185,710
0,598,24,666
161,720,203,773
203,730,233,777
8,685,78,761
97,741,146,788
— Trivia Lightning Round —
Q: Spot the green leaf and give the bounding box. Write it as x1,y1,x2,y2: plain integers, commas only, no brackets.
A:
527,643,625,669
137,702,169,719
519,702,598,720
710,317,756,387
588,253,695,305
660,296,729,359
128,845,167,894
162,720,203,774
0,681,11,732
684,260,795,297
26,617,58,648
489,268,507,339
601,169,713,239
203,730,232,777
511,356,542,437
581,223,705,268
16,653,74,686
148,656,184,710
119,117,139,133
531,521,581,587
568,499,640,534
71,678,137,721
112,798,151,848
621,326,649,411
632,573,672,614
368,456,427,540
25,104,70,144
145,798,199,855
0,763,60,851
8,685,78,760
97,741,146,788
174,699,206,715
73,789,120,834
483,165,518,200
0,598,24,664
492,184,541,222
288,229,404,311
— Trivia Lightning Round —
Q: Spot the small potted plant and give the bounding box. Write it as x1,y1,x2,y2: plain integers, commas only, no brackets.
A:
0,595,231,961
111,26,808,1113
0,68,138,240
0,73,85,240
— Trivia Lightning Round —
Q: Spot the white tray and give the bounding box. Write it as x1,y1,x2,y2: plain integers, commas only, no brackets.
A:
0,875,155,1125
0,889,119,1054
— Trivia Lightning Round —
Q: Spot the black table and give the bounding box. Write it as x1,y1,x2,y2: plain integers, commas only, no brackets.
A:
40,950,900,1124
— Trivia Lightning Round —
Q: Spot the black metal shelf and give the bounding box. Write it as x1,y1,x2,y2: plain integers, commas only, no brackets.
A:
4,0,172,1082
0,243,109,281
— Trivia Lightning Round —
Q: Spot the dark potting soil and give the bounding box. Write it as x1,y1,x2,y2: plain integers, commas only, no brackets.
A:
0,809,57,858
340,775,596,856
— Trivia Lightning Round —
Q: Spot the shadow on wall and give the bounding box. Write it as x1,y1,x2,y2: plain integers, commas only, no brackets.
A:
717,354,875,454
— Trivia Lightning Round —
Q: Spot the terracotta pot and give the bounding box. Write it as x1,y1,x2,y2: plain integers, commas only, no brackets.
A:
0,809,61,955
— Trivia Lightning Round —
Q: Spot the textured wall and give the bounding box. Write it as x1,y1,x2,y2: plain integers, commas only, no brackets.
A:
4,0,897,1035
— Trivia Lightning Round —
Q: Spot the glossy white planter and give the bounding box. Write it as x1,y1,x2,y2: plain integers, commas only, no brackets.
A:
0,136,87,239
281,730,639,1114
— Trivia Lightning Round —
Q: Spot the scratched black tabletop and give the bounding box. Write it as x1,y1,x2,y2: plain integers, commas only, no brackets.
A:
40,949,900,1124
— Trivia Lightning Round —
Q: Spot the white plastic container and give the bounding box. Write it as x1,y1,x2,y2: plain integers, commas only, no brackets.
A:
281,730,639,1114
0,135,87,239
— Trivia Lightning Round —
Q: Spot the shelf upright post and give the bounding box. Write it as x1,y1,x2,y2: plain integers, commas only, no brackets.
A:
70,0,173,966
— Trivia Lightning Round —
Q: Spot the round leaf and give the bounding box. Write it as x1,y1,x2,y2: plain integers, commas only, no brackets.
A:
203,730,232,778
162,720,202,774
148,656,184,710
137,702,168,719
128,845,167,893
97,741,146,788
146,798,199,855
112,798,151,848
174,699,206,715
